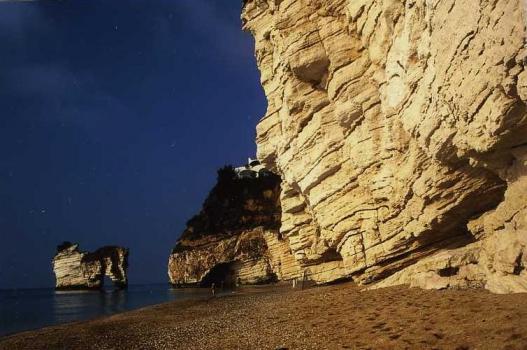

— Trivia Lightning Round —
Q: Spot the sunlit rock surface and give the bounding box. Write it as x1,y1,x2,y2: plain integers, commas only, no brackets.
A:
168,166,301,287
52,242,129,290
241,0,527,293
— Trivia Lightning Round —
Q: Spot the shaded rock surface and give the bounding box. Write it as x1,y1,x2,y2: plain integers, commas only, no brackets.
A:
241,0,527,292
168,166,301,286
53,242,129,289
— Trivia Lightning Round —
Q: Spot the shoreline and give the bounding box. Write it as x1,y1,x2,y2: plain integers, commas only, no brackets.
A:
0,284,286,339
2,282,527,349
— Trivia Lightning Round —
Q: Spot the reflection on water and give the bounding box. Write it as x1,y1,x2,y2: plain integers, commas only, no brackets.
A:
0,284,210,337
52,288,128,324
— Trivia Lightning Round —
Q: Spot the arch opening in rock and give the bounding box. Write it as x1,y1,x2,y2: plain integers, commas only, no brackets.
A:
200,262,237,288
102,275,115,291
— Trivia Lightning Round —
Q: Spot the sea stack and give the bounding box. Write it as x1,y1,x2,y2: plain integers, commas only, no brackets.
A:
53,242,129,290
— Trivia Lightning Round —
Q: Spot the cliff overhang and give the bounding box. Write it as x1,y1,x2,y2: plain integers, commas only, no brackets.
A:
240,0,527,293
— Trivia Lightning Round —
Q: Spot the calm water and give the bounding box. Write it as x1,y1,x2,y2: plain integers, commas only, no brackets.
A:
0,284,211,337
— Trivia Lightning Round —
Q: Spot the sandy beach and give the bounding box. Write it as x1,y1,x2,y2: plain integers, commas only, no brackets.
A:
1,282,527,350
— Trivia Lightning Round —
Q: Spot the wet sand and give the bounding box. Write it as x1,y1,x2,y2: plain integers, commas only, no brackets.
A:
1,282,527,350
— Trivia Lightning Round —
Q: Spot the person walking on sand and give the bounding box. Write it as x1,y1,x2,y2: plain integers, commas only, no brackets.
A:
211,282,216,296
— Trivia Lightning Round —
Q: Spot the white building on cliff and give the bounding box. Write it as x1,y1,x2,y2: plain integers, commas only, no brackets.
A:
235,158,272,179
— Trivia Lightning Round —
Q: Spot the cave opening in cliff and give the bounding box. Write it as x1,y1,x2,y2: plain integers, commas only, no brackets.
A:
200,262,237,288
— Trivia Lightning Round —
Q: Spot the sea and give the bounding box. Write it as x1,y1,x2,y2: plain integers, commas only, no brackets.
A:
0,284,212,337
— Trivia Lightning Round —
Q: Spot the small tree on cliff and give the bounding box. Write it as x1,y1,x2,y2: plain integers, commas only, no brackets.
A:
57,241,74,252
216,165,236,184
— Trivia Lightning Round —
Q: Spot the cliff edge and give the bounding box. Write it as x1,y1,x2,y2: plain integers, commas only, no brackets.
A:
240,0,527,293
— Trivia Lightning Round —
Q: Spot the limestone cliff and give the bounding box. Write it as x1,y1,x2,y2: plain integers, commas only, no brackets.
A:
53,242,129,290
168,165,300,286
241,0,527,293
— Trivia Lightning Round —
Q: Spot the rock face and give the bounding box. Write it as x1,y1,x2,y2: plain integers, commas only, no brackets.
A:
53,242,129,290
240,0,527,293
168,166,301,286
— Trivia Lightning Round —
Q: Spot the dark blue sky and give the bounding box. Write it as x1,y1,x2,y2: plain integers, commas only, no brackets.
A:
0,0,266,289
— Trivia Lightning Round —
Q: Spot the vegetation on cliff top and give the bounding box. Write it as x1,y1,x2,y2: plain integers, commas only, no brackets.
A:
174,165,281,247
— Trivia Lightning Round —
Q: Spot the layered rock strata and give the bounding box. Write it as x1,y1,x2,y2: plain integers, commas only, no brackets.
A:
241,0,527,293
168,166,301,286
53,242,129,290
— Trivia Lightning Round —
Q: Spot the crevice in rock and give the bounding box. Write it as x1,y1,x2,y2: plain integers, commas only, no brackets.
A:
514,252,525,276
319,247,343,263
438,266,460,277
320,276,354,286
